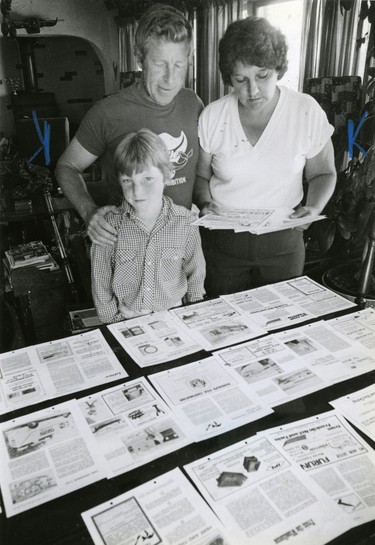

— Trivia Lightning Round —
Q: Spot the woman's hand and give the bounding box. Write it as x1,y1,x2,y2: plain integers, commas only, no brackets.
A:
288,205,320,230
87,206,119,246
199,201,222,217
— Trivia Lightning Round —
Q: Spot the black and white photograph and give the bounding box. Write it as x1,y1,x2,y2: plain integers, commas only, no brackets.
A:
0,1,374,544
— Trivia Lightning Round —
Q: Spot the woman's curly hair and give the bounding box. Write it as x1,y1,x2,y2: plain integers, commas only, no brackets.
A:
219,17,288,85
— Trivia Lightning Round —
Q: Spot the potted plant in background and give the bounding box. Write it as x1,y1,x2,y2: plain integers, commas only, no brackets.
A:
304,113,375,306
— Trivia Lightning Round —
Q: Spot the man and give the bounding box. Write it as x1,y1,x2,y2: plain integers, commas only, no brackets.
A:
55,4,203,247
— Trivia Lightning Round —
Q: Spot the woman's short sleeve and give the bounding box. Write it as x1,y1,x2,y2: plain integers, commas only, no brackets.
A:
305,95,334,159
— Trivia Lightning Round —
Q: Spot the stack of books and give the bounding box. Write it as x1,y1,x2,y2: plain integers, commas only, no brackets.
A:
68,307,102,334
4,241,59,272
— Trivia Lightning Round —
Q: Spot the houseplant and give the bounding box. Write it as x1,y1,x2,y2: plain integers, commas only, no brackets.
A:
306,134,375,304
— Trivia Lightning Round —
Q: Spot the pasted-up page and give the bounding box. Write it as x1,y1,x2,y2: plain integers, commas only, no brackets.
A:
274,320,375,383
82,467,234,545
259,410,375,530
213,333,330,407
270,275,355,315
169,298,265,352
148,356,272,441
330,383,375,443
78,377,191,478
0,329,127,414
221,284,316,331
184,432,347,545
107,310,201,367
0,400,106,517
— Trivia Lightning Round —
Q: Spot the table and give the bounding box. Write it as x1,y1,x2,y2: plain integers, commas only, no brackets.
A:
0,308,374,545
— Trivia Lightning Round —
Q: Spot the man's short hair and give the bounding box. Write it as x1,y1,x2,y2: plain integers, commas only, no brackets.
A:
135,3,192,64
114,128,173,182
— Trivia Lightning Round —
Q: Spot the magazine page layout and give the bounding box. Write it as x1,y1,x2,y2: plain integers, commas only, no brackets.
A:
184,432,346,545
78,377,191,477
0,400,106,517
148,356,272,441
330,383,375,443
107,310,201,367
169,298,266,352
260,410,375,530
0,329,128,414
82,467,233,545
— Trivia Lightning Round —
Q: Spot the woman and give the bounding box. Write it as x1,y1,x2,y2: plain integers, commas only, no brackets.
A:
194,16,336,298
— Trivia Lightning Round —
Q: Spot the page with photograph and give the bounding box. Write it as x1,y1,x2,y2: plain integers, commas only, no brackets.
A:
330,384,375,443
107,310,201,367
148,356,272,441
271,275,356,315
184,434,347,545
221,284,316,331
78,377,191,477
274,320,375,384
212,333,329,407
0,400,106,517
0,330,128,414
259,410,375,529
326,308,375,351
82,467,233,545
169,298,266,352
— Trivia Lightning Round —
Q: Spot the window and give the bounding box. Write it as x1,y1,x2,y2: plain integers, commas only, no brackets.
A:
256,0,304,91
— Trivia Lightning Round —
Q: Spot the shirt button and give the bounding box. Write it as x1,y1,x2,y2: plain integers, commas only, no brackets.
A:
147,261,152,266
146,287,151,291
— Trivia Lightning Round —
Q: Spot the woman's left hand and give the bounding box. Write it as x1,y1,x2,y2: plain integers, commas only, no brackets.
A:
288,206,320,230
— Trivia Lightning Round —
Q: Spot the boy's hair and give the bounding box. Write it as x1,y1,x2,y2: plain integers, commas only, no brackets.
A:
114,129,174,182
135,3,192,64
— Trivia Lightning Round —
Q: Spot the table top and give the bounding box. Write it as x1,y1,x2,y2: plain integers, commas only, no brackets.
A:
1,309,374,545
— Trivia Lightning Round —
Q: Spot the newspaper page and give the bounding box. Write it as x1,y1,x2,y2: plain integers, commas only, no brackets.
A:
192,207,275,230
0,329,127,415
330,384,375,443
148,356,272,441
184,433,346,545
0,400,106,517
82,467,233,545
326,308,375,351
192,207,325,234
270,275,356,315
169,298,266,352
260,410,375,529
221,285,316,331
78,377,191,478
213,334,329,407
274,320,375,384
107,311,201,367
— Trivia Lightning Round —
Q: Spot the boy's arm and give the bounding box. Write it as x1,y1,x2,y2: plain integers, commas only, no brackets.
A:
183,225,206,303
91,242,123,323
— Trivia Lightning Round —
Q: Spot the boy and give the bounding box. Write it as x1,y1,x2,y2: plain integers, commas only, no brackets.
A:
91,129,206,323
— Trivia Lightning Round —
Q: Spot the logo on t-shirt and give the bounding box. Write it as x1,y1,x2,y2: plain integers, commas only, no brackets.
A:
159,131,193,172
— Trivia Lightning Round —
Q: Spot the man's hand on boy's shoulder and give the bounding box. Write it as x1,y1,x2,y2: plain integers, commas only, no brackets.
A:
87,206,120,246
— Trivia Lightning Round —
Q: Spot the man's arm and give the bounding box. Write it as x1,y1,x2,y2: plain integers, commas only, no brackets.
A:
55,137,118,246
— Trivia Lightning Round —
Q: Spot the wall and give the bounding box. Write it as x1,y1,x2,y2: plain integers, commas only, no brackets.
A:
0,0,119,136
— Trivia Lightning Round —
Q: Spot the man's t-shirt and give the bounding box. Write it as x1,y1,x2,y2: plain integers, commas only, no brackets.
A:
76,82,203,208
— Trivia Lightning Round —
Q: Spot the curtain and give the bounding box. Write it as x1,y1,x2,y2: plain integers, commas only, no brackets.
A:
118,17,139,74
196,0,245,106
300,0,370,88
